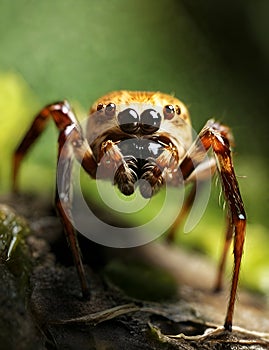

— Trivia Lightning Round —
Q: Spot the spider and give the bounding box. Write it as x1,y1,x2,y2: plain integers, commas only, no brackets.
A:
12,90,246,331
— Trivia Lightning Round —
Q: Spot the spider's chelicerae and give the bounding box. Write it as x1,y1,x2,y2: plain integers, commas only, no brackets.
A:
13,91,246,331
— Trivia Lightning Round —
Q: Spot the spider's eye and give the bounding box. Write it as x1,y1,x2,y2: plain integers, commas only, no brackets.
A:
97,103,104,111
118,108,139,133
140,109,161,134
105,102,116,117
163,105,175,120
175,105,181,115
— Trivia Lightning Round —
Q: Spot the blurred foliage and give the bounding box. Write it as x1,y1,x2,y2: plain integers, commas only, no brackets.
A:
0,1,268,295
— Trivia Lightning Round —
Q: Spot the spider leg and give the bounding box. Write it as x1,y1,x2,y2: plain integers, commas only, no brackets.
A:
140,144,179,198
166,182,196,242
214,213,233,292
167,157,216,242
13,101,98,298
99,140,138,195
178,119,246,331
13,100,96,190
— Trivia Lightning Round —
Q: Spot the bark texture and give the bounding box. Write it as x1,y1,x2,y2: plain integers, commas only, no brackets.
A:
0,194,268,350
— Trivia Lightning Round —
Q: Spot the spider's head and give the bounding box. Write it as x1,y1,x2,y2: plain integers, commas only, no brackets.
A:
87,91,193,197
88,90,192,145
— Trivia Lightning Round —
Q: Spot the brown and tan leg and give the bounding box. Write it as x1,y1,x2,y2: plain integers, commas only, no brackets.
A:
13,101,97,298
140,144,179,198
99,140,138,195
166,182,196,242
179,119,246,331
214,213,233,292
167,157,216,242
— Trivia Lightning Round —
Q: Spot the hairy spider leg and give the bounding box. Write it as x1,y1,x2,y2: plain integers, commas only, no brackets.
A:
99,140,137,195
13,101,98,298
178,119,246,331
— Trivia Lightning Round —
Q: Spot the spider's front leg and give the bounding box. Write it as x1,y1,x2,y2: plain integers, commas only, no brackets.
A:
13,101,97,298
99,140,138,195
139,143,180,198
179,120,246,331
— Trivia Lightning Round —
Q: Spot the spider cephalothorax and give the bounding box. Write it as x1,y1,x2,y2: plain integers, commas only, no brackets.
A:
86,91,192,198
13,90,246,331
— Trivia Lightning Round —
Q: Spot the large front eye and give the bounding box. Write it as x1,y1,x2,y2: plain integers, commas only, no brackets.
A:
140,109,161,134
118,108,139,133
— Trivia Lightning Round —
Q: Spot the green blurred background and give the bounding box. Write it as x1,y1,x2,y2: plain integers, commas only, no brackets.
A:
0,1,268,295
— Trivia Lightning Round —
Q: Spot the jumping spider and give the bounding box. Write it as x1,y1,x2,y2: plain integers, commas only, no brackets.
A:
13,90,246,331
